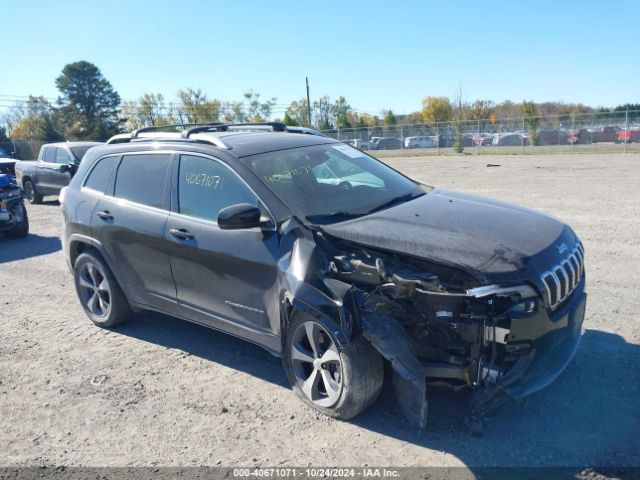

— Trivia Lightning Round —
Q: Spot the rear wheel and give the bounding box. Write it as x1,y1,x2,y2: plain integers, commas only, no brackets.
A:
74,252,131,327
283,315,383,420
23,179,42,204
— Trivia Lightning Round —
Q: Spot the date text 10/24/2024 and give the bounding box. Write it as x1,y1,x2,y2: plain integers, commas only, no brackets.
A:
233,468,400,478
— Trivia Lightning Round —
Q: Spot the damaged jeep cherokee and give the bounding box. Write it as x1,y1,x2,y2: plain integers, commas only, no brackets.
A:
61,122,586,429
0,171,29,238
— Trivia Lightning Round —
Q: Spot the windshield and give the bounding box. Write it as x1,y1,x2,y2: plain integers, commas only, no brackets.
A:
244,143,424,223
0,148,9,158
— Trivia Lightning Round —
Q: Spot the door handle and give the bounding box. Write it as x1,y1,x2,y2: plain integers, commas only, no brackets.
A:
170,228,195,240
96,210,114,220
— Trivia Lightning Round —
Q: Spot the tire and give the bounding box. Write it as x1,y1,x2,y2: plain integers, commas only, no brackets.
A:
6,203,29,238
23,179,42,204
283,314,384,420
74,251,131,328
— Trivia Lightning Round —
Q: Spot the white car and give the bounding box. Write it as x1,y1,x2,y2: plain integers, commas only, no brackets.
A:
346,139,370,151
404,136,438,149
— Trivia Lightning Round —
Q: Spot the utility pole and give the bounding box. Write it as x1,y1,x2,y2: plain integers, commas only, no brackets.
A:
624,107,629,153
306,77,312,128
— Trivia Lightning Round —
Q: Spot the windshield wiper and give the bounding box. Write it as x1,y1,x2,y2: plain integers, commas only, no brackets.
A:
367,192,424,214
305,211,365,224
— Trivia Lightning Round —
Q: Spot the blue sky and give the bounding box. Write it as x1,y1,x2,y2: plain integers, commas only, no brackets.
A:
1,0,638,116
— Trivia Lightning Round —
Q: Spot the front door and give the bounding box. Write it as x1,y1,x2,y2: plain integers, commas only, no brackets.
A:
36,146,62,194
165,153,279,340
50,147,74,190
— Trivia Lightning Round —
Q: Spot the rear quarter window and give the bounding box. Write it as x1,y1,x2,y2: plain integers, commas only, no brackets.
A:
83,156,118,193
114,154,171,209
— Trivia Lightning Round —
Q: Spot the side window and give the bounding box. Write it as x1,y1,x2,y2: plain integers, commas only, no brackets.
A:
55,148,72,164
178,154,257,222
114,154,171,209
84,156,118,193
43,147,56,163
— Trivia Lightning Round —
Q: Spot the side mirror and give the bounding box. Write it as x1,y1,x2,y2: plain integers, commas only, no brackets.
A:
218,203,263,230
59,164,70,174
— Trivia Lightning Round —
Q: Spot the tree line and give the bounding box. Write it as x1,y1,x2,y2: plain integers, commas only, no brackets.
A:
1,60,638,144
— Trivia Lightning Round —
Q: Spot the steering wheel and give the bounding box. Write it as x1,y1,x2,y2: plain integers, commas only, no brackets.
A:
337,181,352,191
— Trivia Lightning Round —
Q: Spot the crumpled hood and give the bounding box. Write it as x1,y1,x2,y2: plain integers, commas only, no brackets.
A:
321,188,577,284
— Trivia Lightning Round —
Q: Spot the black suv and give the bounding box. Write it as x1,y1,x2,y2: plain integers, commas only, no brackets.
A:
61,123,586,430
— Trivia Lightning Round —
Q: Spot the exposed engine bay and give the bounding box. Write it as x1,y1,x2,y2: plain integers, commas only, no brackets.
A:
314,231,586,431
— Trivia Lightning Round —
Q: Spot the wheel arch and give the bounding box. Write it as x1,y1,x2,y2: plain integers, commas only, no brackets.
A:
279,280,359,350
21,174,34,189
68,235,133,309
68,234,105,268
67,235,124,290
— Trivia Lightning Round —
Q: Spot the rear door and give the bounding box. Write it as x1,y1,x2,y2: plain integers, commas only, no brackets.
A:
165,153,279,340
91,151,180,315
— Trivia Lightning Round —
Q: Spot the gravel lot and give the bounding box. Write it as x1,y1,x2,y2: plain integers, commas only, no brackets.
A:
1,153,639,469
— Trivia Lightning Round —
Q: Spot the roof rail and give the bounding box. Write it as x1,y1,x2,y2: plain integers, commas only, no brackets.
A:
225,122,287,132
181,122,287,138
131,123,224,139
285,126,326,137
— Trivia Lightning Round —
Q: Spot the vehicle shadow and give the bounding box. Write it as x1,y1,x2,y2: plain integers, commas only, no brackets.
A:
112,315,640,469
36,198,60,206
353,328,640,468
115,310,287,387
0,233,61,263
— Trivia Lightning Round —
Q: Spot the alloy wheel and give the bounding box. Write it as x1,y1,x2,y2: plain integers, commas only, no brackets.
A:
24,182,34,202
290,321,343,407
77,262,111,317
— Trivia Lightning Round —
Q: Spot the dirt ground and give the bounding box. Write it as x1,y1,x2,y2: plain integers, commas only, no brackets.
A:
1,153,639,469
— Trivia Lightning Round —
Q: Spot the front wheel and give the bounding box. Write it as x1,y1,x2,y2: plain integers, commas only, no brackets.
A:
283,315,383,420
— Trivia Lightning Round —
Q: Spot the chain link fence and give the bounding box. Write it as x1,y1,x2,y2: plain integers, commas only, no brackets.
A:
3,110,639,160
321,110,640,155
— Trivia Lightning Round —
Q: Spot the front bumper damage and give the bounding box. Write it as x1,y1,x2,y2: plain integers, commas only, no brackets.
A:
361,277,586,429
0,196,25,233
314,231,587,431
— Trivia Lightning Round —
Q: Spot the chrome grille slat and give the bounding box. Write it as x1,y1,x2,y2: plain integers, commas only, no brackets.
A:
541,272,557,305
568,254,580,284
554,266,568,298
576,243,585,275
563,260,575,291
540,241,585,310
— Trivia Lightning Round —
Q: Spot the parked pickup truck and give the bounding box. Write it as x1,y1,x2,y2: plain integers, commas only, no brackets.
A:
15,142,102,203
